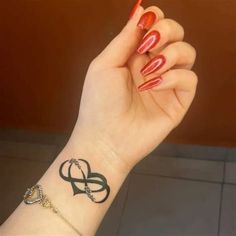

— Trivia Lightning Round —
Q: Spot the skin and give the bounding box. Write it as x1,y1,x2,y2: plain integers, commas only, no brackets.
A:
1,5,197,236
71,5,197,172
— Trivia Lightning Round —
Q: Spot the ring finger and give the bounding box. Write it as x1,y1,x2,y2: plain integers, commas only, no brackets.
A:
140,41,196,77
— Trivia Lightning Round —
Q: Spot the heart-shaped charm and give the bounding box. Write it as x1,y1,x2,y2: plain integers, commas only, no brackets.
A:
23,184,43,205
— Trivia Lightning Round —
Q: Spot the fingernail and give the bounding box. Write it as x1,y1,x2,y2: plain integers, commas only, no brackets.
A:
141,55,166,76
137,11,156,30
129,0,143,19
138,77,163,92
137,31,161,54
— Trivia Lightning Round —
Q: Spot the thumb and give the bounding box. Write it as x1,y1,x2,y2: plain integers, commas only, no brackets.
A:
96,5,144,68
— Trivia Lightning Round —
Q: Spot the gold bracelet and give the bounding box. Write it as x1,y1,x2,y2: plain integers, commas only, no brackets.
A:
23,184,82,236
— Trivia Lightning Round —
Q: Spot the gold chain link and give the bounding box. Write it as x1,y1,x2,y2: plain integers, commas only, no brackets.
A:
24,185,82,236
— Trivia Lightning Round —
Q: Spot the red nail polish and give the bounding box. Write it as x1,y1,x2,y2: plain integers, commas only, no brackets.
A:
137,11,157,30
129,0,143,19
141,55,166,76
138,77,163,92
137,31,161,54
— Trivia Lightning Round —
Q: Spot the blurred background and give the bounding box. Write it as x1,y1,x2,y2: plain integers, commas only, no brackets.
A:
0,1,236,236
1,0,236,146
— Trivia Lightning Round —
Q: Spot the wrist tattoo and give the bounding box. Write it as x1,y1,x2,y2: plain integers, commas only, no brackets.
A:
59,158,110,203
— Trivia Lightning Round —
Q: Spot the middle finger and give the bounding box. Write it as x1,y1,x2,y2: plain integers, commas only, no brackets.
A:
137,18,185,55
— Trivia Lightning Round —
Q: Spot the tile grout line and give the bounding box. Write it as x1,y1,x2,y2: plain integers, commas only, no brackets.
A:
0,134,69,145
159,155,226,163
217,161,226,236
116,176,132,236
0,155,54,164
132,171,224,185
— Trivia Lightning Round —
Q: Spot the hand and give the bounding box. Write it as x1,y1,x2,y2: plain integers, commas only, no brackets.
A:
69,5,197,173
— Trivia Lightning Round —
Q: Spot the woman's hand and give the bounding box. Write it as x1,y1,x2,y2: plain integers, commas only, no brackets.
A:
69,4,197,174
0,4,198,236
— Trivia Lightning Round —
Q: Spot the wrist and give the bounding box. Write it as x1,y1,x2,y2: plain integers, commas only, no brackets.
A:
48,132,131,235
11,131,131,236
60,131,132,180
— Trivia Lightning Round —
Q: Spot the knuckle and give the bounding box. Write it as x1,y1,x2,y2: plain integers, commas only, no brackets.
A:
182,42,197,59
162,19,185,40
169,41,197,64
178,24,185,39
190,45,197,60
161,19,173,36
188,71,198,87
169,42,181,55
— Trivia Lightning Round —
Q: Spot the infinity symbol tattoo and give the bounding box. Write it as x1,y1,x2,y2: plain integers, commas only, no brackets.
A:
59,158,110,203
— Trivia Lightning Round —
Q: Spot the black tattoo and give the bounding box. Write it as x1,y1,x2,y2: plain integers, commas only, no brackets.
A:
59,158,110,203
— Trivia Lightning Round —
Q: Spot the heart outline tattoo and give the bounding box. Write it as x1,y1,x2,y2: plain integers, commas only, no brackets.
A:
59,158,110,203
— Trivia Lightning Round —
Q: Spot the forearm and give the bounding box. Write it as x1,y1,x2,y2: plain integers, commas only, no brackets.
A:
0,2,197,235
1,135,130,236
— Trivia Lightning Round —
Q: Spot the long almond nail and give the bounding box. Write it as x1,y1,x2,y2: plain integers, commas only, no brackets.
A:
138,77,163,92
129,0,143,19
141,55,166,76
137,31,161,54
137,11,156,30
